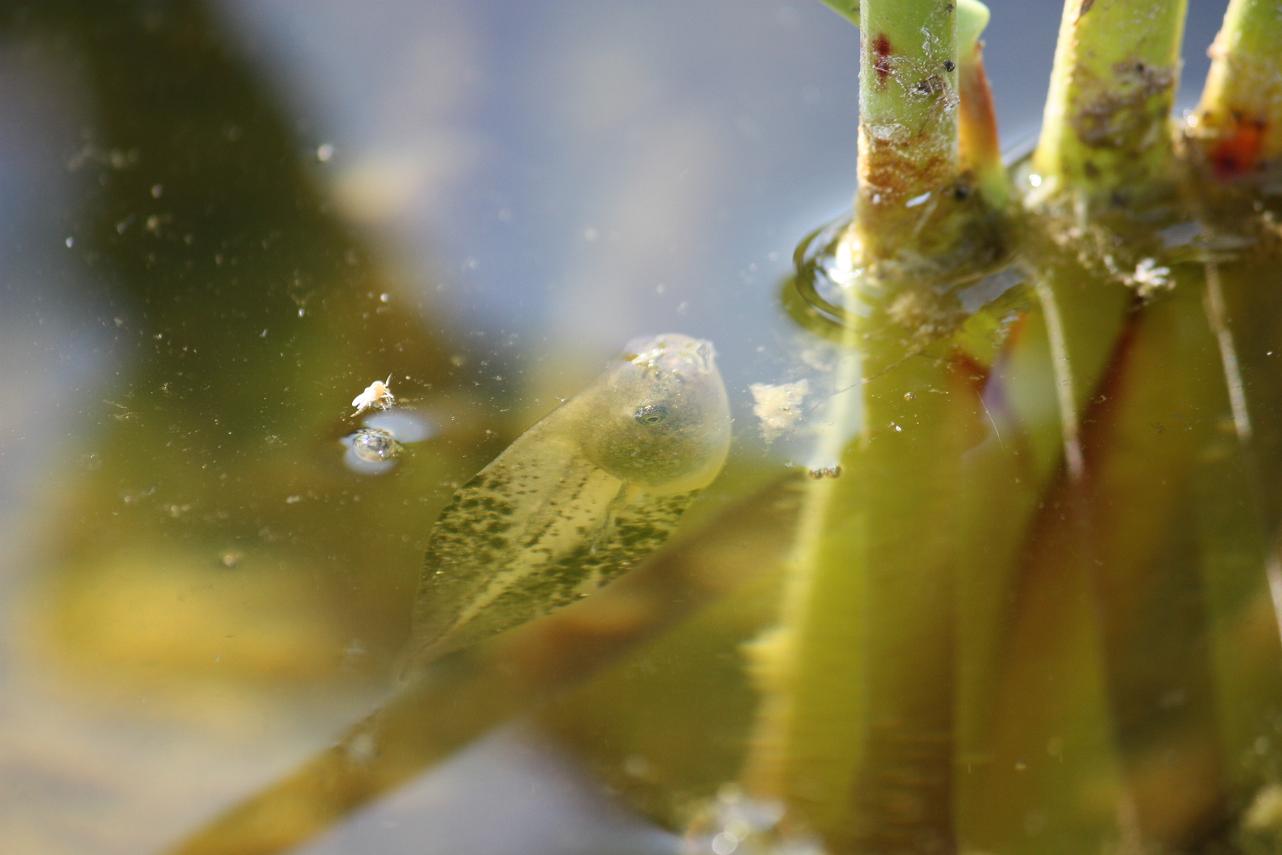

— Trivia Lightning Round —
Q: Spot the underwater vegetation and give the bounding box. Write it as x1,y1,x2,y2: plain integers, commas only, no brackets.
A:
5,1,1282,854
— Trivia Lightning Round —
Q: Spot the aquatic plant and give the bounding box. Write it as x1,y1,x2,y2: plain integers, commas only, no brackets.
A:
157,2,1282,853
742,1,1282,852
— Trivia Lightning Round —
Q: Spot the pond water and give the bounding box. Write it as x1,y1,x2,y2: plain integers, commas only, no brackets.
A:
0,2,1251,854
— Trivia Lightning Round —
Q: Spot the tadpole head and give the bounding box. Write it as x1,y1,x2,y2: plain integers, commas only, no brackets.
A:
578,333,731,492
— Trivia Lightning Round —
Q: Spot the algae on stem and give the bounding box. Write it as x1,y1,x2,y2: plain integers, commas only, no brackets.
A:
851,0,962,262
1032,0,1188,205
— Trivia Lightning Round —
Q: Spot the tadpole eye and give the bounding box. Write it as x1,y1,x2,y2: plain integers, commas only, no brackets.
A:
634,403,670,426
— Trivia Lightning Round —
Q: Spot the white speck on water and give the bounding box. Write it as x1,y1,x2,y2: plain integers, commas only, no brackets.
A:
150,184,164,199
1127,257,1173,298
164,503,192,519
64,236,75,248
378,292,391,303
285,495,302,504
345,731,378,765
623,754,651,779
351,375,395,416
342,639,367,662
316,142,335,163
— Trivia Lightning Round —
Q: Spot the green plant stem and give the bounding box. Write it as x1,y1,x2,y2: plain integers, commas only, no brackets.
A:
823,0,1009,213
953,267,1133,848
851,0,962,260
1192,0,1282,178
1032,0,1188,203
748,319,974,852
819,0,988,37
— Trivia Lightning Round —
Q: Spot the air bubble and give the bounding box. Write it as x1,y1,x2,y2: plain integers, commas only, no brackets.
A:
351,427,402,463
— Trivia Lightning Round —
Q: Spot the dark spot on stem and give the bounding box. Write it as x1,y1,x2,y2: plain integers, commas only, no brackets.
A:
1077,0,1095,19
943,60,955,73
872,33,893,85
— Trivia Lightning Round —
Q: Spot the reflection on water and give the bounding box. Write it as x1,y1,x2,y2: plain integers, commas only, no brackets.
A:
0,1,1250,854
342,409,434,475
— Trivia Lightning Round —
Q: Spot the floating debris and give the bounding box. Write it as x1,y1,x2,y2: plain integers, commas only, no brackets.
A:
1127,257,1173,298
351,374,395,416
682,785,823,855
1244,783,1282,835
1104,254,1174,299
750,379,810,443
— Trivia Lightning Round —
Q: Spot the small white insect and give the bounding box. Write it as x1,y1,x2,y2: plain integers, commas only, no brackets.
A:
351,374,395,417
